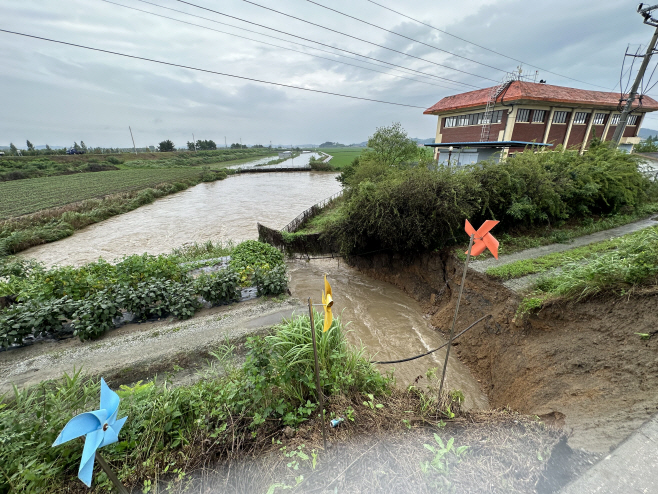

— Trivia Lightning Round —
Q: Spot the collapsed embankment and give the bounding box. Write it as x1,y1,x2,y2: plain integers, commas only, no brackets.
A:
348,250,658,453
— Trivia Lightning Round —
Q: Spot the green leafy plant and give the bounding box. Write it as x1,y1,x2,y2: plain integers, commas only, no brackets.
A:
420,434,468,475
363,393,384,410
194,269,241,305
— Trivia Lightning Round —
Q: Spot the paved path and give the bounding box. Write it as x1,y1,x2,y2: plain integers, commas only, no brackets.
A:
469,217,658,276
560,413,658,494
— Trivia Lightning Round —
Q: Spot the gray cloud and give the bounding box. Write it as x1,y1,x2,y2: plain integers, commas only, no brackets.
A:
2,0,656,147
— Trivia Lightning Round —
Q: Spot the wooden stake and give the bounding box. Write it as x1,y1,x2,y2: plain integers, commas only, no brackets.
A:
438,234,475,411
308,298,327,450
95,451,129,494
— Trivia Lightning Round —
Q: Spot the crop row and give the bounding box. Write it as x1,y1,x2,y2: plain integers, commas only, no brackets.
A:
0,168,205,218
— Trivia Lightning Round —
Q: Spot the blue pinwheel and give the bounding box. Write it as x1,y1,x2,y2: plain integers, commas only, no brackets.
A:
52,378,128,487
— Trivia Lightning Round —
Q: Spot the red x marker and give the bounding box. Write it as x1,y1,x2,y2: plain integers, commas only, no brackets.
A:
465,220,500,259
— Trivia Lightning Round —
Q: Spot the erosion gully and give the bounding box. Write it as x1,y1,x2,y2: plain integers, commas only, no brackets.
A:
14,169,487,409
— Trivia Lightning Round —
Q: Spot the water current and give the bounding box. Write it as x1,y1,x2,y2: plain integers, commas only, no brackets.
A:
287,259,488,410
17,161,486,408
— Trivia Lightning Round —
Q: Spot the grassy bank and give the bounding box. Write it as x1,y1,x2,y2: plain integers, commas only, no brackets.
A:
0,169,231,257
0,149,277,181
524,225,658,302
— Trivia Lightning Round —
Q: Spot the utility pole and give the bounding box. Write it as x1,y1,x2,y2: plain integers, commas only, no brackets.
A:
129,126,137,155
192,133,197,153
612,4,658,145
225,136,227,148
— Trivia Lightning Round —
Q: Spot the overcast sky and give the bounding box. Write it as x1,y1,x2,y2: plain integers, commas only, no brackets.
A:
2,0,657,148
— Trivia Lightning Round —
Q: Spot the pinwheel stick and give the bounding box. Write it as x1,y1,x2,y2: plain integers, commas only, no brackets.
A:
94,451,129,494
308,298,328,451
437,233,475,411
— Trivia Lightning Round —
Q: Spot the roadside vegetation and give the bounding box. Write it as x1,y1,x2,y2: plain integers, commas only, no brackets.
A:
523,225,658,302
0,240,287,347
0,314,392,493
306,124,657,259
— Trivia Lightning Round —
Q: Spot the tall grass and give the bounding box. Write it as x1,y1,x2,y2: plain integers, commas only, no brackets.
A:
0,316,390,493
533,226,658,299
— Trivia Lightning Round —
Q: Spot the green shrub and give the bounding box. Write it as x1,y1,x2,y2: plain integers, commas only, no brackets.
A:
230,240,285,285
0,297,75,347
194,269,241,305
71,289,122,340
254,264,288,296
119,280,200,321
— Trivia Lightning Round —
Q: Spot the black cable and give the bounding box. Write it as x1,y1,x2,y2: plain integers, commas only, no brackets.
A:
130,0,463,89
364,0,610,90
0,29,427,109
99,0,458,90
173,0,480,89
304,0,507,74
370,315,491,365
241,0,499,83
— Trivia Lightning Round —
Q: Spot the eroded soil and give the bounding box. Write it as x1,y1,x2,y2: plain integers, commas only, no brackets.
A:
350,251,658,453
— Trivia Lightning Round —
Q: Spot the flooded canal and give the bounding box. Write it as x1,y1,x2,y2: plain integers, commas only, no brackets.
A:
288,259,488,410
19,171,342,267
16,170,486,408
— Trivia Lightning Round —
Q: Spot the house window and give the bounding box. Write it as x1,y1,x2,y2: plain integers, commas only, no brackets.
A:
491,110,503,123
574,112,589,124
611,114,621,125
532,110,546,123
593,113,606,125
445,116,457,128
517,109,531,122
553,111,568,124
458,115,469,126
628,114,639,125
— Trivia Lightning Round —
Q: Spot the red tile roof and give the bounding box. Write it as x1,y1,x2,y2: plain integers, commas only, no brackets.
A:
423,81,658,114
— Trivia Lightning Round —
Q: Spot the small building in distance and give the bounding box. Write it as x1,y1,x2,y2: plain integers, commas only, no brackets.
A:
278,151,293,159
423,80,658,165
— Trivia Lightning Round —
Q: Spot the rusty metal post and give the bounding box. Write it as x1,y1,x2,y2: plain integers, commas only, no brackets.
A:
437,234,475,411
95,451,129,494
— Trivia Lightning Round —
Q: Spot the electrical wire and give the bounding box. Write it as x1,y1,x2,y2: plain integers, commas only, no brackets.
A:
241,0,499,83
99,0,460,90
370,315,491,365
131,0,465,89
364,0,611,90
0,28,427,109
304,0,507,74
171,0,481,89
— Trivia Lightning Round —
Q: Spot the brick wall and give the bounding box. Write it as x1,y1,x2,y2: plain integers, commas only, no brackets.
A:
511,123,546,142
546,124,568,148
439,111,507,142
567,124,588,148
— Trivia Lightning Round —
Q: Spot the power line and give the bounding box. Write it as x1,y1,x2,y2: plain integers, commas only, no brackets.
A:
132,0,462,88
241,0,500,83
364,0,610,90
173,0,481,89
99,0,460,91
305,0,507,74
0,28,427,109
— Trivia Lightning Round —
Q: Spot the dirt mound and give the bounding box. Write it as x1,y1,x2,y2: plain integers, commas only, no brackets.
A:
350,251,658,453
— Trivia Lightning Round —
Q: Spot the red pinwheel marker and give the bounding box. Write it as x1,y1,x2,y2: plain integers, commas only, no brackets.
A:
464,219,500,259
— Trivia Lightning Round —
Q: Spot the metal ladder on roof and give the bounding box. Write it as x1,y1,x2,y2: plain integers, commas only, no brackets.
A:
480,74,515,142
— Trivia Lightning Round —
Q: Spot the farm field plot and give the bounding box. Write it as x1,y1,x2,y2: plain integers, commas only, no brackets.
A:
0,168,205,218
323,148,364,169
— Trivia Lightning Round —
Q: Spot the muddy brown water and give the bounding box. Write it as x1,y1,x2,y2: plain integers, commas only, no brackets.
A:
15,171,486,409
18,172,342,267
287,259,488,410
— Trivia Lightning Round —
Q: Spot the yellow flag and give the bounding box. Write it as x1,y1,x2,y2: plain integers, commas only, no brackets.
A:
321,275,333,332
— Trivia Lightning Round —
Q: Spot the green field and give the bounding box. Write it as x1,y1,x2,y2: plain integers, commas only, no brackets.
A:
322,148,364,169
0,168,207,218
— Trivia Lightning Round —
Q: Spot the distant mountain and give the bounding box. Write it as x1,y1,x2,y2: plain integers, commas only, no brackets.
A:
639,128,658,139
413,138,435,144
